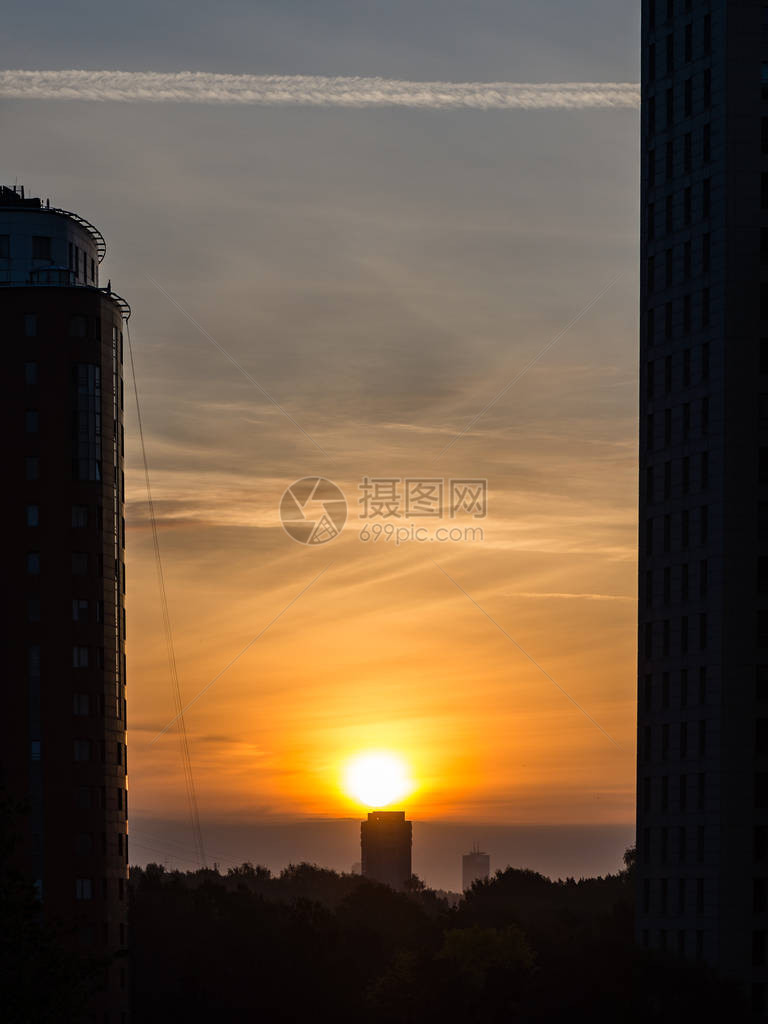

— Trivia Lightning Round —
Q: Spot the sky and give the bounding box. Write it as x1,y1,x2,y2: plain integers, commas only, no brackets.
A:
1,0,641,884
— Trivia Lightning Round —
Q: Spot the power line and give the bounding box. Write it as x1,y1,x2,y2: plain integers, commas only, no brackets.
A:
126,319,207,868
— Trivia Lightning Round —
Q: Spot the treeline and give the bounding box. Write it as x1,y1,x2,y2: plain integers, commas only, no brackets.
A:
128,849,745,1022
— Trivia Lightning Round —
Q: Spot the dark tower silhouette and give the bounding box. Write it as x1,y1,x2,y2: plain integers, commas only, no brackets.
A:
462,844,490,891
360,811,412,890
638,2,768,1010
0,185,129,1019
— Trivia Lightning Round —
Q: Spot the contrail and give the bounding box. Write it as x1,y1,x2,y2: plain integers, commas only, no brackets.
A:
0,70,640,110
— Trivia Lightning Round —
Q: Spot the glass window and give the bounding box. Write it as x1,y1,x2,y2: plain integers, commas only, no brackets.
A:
74,739,92,761
25,362,37,385
26,505,39,527
71,553,88,575
27,597,40,622
75,878,93,900
71,505,88,528
69,315,87,338
24,314,37,337
30,740,41,761
72,646,89,668
25,456,39,481
76,833,93,854
26,551,40,574
0,234,9,258
32,236,51,260
73,694,90,716
72,599,88,622
25,410,38,434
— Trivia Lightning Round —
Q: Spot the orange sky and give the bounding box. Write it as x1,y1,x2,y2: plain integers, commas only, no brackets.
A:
125,341,639,828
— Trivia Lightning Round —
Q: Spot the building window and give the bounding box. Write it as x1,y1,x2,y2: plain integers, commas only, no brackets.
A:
26,551,40,575
72,599,88,622
0,234,8,258
25,410,38,434
76,833,93,855
32,236,51,260
25,457,39,481
71,505,88,528
72,553,88,575
72,646,89,669
702,178,711,218
684,78,692,117
25,361,37,385
755,931,767,968
27,597,40,622
75,878,93,901
758,720,768,757
758,666,768,701
74,739,92,762
69,315,88,338
758,827,768,862
26,505,39,527
73,694,90,717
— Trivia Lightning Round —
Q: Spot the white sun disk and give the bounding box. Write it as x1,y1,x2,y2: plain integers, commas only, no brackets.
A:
344,753,412,808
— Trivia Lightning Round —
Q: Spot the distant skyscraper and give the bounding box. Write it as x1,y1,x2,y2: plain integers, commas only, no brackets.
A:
0,185,129,1019
638,2,768,1009
462,844,490,891
361,811,412,890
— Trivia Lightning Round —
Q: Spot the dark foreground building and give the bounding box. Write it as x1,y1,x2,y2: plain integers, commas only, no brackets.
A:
638,1,768,1011
0,186,129,1021
361,811,412,890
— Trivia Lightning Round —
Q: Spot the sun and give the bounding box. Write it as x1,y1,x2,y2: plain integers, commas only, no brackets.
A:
343,752,414,809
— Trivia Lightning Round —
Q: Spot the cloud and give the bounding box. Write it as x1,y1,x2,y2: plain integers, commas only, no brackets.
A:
0,70,640,110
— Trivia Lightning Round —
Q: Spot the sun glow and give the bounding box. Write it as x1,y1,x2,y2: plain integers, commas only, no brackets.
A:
343,752,414,808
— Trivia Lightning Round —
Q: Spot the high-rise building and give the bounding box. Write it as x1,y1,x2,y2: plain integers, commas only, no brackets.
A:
462,844,490,891
360,810,412,890
638,2,768,1009
0,185,130,1020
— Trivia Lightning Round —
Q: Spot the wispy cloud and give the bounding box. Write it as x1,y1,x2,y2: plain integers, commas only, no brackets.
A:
0,70,640,110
